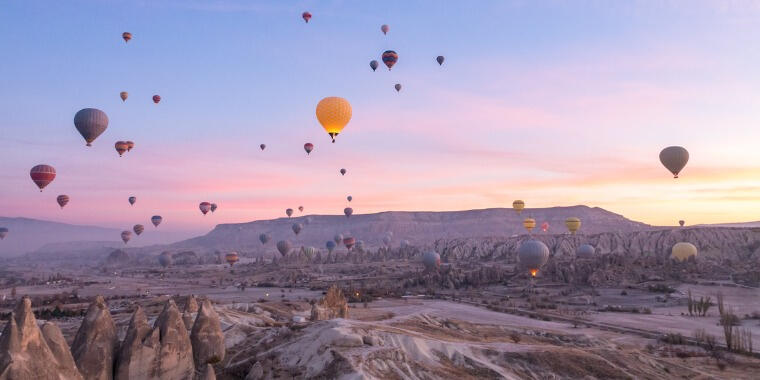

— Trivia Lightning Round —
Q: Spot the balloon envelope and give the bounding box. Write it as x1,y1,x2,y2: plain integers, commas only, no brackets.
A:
659,146,689,178
370,60,379,71
541,222,549,232
152,95,161,104
302,11,311,23
125,141,135,152
56,195,69,209
422,251,441,271
115,141,128,156
347,195,352,202
334,234,343,245
679,220,685,227
565,217,581,234
128,196,136,206
122,32,132,42
210,203,218,213
436,56,445,65
277,240,292,256
340,168,346,176
382,50,398,70
671,242,697,262
344,207,353,218
120,92,128,101
292,223,303,235
518,240,550,276
576,244,595,259
395,84,401,92
512,200,525,214
30,165,56,191
381,24,389,34
74,108,109,146
316,97,352,142
158,252,172,268
225,252,239,266
343,237,356,250
199,202,211,215
151,215,162,227
121,230,132,244
326,240,336,253
259,233,271,244
260,144,266,150
304,143,314,155
133,224,144,235
286,208,294,217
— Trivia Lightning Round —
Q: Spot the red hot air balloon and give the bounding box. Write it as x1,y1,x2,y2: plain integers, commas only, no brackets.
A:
302,11,311,23
152,95,161,104
304,143,314,155
541,222,549,232
382,50,398,70
115,141,128,156
30,165,56,191
343,237,356,250
199,202,212,215
57,195,69,209
122,32,132,43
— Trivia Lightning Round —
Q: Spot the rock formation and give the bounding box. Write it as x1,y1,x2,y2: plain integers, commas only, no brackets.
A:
114,306,160,380
199,364,216,380
185,295,199,313
310,285,349,321
245,362,264,380
0,297,83,380
191,299,225,369
71,296,117,380
153,300,195,379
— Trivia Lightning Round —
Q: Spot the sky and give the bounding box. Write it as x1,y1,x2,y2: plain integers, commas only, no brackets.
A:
1,0,760,239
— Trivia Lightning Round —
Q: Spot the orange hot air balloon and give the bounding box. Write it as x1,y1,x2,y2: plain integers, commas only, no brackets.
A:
122,32,132,43
30,165,56,191
56,195,69,209
152,95,161,104
316,97,352,143
225,251,239,266
115,141,128,156
522,218,536,232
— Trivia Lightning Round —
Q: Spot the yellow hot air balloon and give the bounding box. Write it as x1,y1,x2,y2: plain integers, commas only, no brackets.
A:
512,200,525,214
565,217,581,234
316,97,352,143
522,218,536,232
671,242,697,262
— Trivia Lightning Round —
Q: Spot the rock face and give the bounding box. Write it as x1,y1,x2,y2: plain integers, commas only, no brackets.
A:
310,285,349,321
0,297,83,380
153,300,195,379
185,295,199,313
71,296,117,380
245,362,264,380
191,299,225,369
114,306,160,380
199,364,216,380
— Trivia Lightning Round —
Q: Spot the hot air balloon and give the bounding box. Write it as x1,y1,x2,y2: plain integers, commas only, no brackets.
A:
340,168,346,176
302,11,311,23
121,230,132,244
298,206,304,213
523,218,536,232
277,240,292,256
259,233,271,245
565,217,581,234
260,144,266,151
343,237,356,250
225,252,239,266
199,202,212,215
344,207,353,218
422,251,441,271
133,224,144,236
210,203,218,213
30,165,55,191
326,240,336,253
679,220,685,227
334,234,343,245
518,240,549,277
292,223,303,235
382,50,398,70
394,84,401,92
74,108,109,146
158,252,172,268
151,215,162,227
286,208,294,218
128,196,136,206
347,195,353,202
152,95,161,104
126,141,134,152
120,92,128,102
512,200,525,214
316,97,352,143
381,24,389,35
122,32,132,43
56,195,69,209
304,143,314,155
115,141,128,156
302,246,316,259
671,242,697,262
370,60,379,71
0,227,8,240
659,146,689,178
576,244,595,259
541,222,549,232
436,56,445,66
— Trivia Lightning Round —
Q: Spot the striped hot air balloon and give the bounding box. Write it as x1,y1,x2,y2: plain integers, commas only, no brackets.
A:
56,195,69,209
382,50,398,70
30,165,56,191
343,237,356,250
121,230,132,244
115,141,128,156
133,224,144,235
74,108,109,146
225,252,239,266
122,32,132,43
